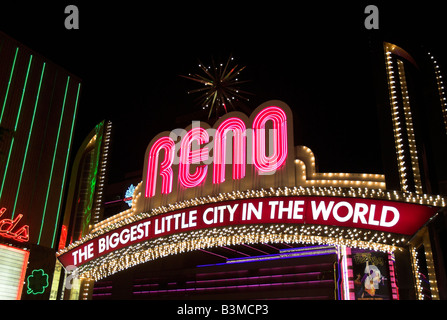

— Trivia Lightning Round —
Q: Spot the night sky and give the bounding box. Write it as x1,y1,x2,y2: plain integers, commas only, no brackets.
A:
1,2,446,183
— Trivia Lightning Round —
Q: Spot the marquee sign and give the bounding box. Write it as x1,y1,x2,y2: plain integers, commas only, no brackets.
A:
144,105,288,198
57,196,438,268
138,101,296,213
57,100,443,278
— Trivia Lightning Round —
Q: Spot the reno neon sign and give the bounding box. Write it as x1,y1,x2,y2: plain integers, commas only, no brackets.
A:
143,101,293,199
0,207,29,242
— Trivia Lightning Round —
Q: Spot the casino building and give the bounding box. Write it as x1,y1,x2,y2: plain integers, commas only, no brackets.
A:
0,32,81,300
56,41,447,300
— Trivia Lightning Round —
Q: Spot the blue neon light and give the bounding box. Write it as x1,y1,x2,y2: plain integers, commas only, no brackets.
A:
198,245,336,267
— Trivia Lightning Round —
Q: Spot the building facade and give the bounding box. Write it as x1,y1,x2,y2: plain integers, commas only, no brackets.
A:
50,120,112,300
0,31,81,300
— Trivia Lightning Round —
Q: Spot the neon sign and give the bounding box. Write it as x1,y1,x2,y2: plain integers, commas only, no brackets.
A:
0,207,29,242
125,184,136,207
144,104,289,198
26,269,49,295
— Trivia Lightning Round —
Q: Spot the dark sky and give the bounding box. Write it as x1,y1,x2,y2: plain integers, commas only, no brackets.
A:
1,1,446,182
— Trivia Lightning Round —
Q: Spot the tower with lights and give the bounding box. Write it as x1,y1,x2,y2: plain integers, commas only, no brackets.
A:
375,41,447,299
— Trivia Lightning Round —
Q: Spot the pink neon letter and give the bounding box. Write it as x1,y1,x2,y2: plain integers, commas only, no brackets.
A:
179,127,209,188
252,106,288,173
145,136,175,198
213,117,246,184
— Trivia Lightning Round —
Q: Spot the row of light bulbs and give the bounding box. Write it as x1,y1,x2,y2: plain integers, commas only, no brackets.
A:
396,60,423,194
76,223,402,281
91,122,112,226
385,45,413,193
428,51,447,133
411,247,426,300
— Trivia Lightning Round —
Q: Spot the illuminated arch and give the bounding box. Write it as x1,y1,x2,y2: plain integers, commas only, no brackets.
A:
55,101,446,297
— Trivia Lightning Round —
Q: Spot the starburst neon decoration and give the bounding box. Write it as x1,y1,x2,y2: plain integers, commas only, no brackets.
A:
125,184,135,207
181,56,251,119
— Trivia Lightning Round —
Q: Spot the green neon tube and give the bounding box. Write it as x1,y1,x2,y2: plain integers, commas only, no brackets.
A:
12,62,46,216
38,76,70,245
0,47,19,124
0,54,33,207
51,82,81,248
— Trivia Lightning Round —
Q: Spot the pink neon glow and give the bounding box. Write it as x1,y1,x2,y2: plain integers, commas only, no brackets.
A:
252,106,288,173
0,209,30,242
213,117,246,184
388,253,399,300
145,136,175,198
179,127,209,188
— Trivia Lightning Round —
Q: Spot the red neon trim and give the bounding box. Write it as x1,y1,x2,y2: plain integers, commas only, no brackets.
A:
0,208,30,242
58,225,68,251
0,243,29,299
17,248,29,299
